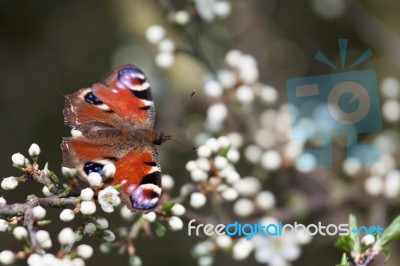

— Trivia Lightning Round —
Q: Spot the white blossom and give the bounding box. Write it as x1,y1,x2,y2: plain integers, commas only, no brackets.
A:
80,200,97,215
102,164,116,179
233,198,255,217
260,85,279,104
213,1,232,18
42,186,52,196
87,172,102,187
207,103,228,125
186,160,198,172
158,39,175,53
0,219,9,232
155,52,175,68
145,25,166,44
253,235,301,265
84,223,97,235
27,253,42,266
217,69,236,88
1,176,18,190
214,156,228,170
58,227,75,245
98,186,121,213
96,217,109,229
227,132,243,148
221,187,238,201
226,50,242,67
196,158,211,171
261,150,282,170
233,177,261,196
174,10,190,25
168,216,184,231
60,209,75,222
236,85,255,104
204,79,223,98
198,256,214,266
232,238,254,260
384,170,400,198
255,191,276,210
103,230,116,242
382,100,400,122
162,174,174,190
129,255,143,266
142,211,156,223
11,152,26,167
80,188,95,201
28,143,41,158
0,250,15,265
171,203,186,216
364,176,383,196
361,234,375,246
120,205,135,221
195,0,216,22
36,230,52,249
227,149,240,163
76,244,94,259
381,76,400,99
193,240,214,257
72,258,85,266
223,169,240,184
190,192,207,208
0,197,6,206
13,226,28,240
215,235,232,249
61,167,77,178
32,206,46,220
191,168,208,182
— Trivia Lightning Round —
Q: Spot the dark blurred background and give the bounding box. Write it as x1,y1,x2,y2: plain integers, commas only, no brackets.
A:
0,0,399,265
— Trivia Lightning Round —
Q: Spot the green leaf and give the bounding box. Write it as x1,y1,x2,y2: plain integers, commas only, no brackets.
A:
382,247,391,263
349,214,360,254
218,145,231,157
113,184,123,190
155,222,166,237
335,235,354,253
335,253,349,266
162,202,175,212
381,215,400,246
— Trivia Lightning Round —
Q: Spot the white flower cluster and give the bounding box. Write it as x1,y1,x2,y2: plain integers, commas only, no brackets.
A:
242,104,307,173
194,0,232,22
145,25,176,69
2,144,43,191
203,50,278,132
381,77,400,122
186,135,277,217
27,245,92,266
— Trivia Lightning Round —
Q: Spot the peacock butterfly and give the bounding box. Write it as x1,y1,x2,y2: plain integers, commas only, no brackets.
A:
61,64,170,212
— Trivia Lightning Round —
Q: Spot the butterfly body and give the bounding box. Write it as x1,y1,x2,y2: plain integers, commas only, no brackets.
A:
62,65,168,212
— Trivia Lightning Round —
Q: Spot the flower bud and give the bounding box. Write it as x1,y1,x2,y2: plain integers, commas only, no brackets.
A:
11,153,26,167
28,143,41,158
76,244,94,259
1,177,18,190
60,209,75,222
32,206,46,220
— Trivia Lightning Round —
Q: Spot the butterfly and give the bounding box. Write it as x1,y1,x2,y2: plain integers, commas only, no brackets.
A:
61,64,170,212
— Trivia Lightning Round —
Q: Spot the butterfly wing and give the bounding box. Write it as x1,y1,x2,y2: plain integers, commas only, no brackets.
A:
92,64,156,127
62,64,163,212
61,137,162,212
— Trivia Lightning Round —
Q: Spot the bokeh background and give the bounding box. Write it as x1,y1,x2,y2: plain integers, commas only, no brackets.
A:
0,0,399,265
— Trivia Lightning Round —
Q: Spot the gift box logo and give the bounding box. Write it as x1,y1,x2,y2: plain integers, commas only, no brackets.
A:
286,39,382,168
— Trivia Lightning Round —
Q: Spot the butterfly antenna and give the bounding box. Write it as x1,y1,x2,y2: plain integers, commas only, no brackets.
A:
169,90,196,123
169,137,198,151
